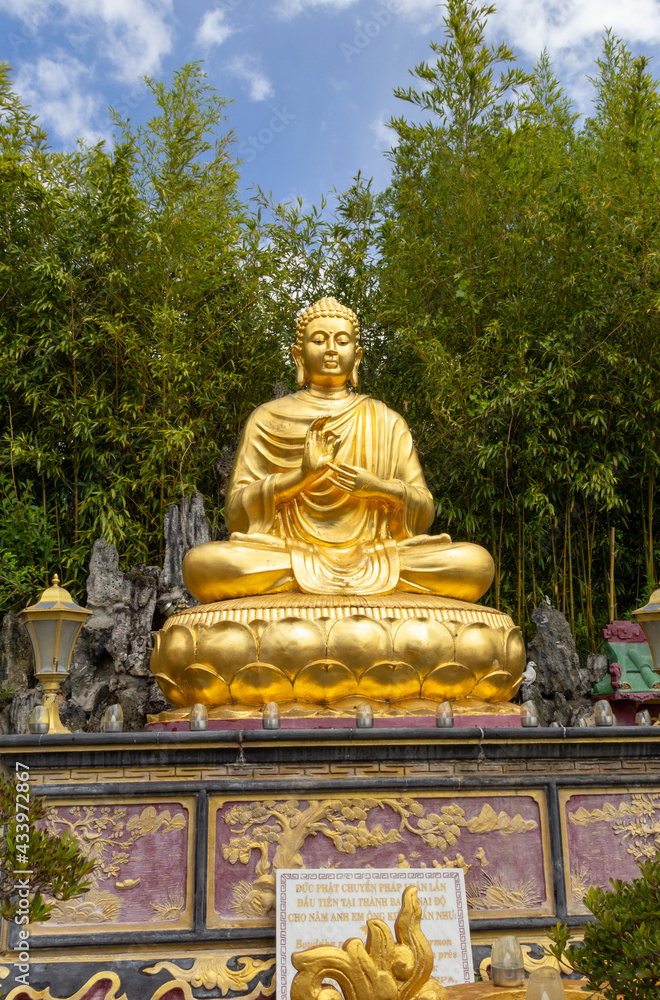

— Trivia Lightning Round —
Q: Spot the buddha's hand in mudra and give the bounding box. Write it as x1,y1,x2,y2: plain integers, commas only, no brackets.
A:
327,462,405,506
302,417,342,480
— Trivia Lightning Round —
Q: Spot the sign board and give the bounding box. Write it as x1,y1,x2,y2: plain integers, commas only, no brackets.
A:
276,868,473,999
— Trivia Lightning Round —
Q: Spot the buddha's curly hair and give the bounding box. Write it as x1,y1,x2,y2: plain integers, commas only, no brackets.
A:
295,297,360,347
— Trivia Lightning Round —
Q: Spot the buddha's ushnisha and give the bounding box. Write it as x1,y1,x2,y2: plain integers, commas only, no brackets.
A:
183,298,494,602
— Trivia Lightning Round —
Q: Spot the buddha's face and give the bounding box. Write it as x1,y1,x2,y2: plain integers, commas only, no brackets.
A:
292,315,362,389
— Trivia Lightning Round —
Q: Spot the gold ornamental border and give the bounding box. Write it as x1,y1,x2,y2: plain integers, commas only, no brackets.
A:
206,788,554,929
29,795,196,937
2,972,195,1000
0,934,588,1000
162,592,515,631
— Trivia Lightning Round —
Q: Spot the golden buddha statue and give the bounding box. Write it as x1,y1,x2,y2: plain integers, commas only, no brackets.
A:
182,298,493,604
150,298,524,719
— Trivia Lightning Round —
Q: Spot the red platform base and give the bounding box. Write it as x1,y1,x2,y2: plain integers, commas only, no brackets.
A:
145,713,522,732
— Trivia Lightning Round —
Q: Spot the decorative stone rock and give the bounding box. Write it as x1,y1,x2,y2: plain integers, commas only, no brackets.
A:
109,566,160,677
0,611,34,692
585,652,609,686
158,493,211,617
63,538,168,731
526,605,589,701
86,537,124,612
9,686,44,735
522,604,592,726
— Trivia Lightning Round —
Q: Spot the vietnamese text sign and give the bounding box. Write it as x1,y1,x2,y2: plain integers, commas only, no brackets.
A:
276,868,473,998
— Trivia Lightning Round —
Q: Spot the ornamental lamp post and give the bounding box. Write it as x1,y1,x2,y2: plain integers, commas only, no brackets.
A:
633,587,660,673
19,574,92,734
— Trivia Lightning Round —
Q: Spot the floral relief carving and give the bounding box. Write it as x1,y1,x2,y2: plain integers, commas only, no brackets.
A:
42,804,188,925
568,791,660,862
218,795,541,919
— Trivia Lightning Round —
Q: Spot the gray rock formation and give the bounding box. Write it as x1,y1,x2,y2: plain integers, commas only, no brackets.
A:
9,686,43,736
0,494,215,733
157,493,211,616
0,612,39,734
585,652,609,686
214,435,241,541
522,604,593,725
71,539,170,731
0,611,33,691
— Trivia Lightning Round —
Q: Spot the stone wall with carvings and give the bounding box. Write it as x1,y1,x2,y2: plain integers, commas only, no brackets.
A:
0,727,657,1000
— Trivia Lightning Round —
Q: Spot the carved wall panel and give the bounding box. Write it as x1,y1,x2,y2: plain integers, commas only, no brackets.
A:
559,785,660,916
207,790,553,929
30,797,196,935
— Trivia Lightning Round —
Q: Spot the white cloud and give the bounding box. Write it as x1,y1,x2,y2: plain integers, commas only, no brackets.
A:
196,7,234,48
275,0,358,17
13,54,104,143
0,0,173,82
370,112,392,150
484,0,660,114
226,54,274,101
492,0,660,60
275,0,443,25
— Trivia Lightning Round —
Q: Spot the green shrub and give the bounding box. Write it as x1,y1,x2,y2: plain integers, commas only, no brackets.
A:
548,857,660,1000
0,773,95,923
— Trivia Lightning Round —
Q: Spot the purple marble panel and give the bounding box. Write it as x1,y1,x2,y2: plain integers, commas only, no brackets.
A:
562,786,660,914
211,791,551,926
34,799,193,931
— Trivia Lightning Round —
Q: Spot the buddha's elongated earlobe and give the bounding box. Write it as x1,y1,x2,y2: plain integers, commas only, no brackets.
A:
349,347,363,388
291,345,306,387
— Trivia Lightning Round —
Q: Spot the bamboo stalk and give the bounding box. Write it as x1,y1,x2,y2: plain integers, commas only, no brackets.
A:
71,280,79,541
584,497,594,642
491,507,500,611
568,502,575,627
609,526,616,623
649,473,655,584
54,495,62,568
517,506,522,627
552,516,558,605
578,529,587,626
521,505,526,624
562,496,568,615
497,502,505,613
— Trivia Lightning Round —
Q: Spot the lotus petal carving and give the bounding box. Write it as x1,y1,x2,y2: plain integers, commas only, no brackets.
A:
230,663,294,705
157,625,195,683
358,662,420,702
393,619,454,678
196,621,257,681
421,663,476,701
260,617,325,674
455,622,500,683
182,663,230,706
294,660,357,704
327,615,393,674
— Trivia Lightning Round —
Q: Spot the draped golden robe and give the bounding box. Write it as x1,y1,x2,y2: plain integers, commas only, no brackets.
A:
225,391,434,595
183,391,494,603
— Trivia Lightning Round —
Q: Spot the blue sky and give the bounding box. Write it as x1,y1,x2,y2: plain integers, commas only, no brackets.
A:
2,0,660,208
